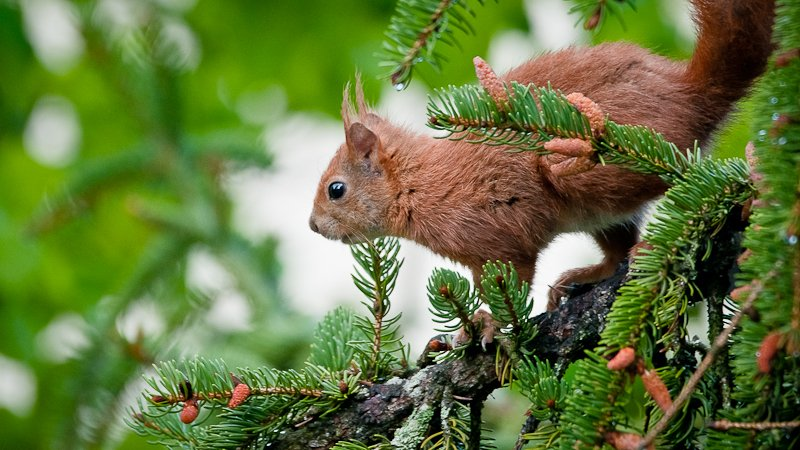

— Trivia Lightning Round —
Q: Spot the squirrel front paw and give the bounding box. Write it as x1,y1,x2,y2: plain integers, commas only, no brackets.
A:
453,309,498,350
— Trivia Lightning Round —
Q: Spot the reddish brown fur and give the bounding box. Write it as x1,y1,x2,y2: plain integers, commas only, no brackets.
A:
310,0,774,310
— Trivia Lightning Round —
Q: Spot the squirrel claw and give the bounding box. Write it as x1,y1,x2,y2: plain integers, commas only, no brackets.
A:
546,285,569,311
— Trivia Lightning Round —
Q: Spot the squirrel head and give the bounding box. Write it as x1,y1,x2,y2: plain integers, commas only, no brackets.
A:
309,79,397,244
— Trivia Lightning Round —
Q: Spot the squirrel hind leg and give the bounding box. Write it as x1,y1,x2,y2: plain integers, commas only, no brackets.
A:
547,223,639,311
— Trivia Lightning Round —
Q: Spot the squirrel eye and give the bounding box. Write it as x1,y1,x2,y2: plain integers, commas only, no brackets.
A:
328,181,346,200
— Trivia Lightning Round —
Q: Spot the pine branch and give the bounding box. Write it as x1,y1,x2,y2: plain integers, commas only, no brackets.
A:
428,81,592,150
350,237,408,379
567,0,640,31
380,0,489,89
130,357,355,449
560,351,630,446
557,157,752,448
707,419,800,431
479,261,531,332
600,158,752,352
27,146,155,235
705,2,800,447
600,122,699,180
427,268,481,335
513,357,568,423
639,275,765,448
478,261,537,352
308,306,358,372
428,80,701,183
379,0,639,89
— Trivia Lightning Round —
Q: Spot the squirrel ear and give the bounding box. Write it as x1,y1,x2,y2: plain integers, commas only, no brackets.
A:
346,122,382,165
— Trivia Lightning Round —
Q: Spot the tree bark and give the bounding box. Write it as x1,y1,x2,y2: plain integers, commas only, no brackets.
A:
268,213,745,449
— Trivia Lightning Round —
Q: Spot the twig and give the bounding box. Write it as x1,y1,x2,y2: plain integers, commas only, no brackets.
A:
391,0,452,86
708,419,800,431
638,277,765,448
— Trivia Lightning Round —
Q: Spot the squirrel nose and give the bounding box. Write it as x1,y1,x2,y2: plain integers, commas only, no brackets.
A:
309,217,319,233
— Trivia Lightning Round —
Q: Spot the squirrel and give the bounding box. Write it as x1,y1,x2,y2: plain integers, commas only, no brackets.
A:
309,0,775,311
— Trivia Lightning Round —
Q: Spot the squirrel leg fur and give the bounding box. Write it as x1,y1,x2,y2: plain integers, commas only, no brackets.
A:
547,222,639,310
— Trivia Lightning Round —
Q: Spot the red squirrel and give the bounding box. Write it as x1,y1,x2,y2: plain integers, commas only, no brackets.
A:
309,0,775,310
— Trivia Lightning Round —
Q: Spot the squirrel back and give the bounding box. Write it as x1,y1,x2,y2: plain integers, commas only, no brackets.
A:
310,0,775,309
504,0,774,152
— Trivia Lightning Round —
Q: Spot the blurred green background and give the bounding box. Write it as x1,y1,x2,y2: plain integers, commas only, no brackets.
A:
0,0,749,448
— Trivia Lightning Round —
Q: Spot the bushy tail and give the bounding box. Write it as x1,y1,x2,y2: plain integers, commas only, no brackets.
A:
686,0,775,103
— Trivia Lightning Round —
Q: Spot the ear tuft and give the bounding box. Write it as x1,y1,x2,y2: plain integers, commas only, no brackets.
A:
354,74,369,121
342,73,371,131
341,81,355,130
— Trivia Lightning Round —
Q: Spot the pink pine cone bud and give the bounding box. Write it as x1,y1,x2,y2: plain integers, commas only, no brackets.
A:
180,399,199,424
605,431,654,450
473,56,509,110
746,141,765,186
566,92,605,136
228,382,252,408
757,331,783,374
641,369,673,413
607,347,636,371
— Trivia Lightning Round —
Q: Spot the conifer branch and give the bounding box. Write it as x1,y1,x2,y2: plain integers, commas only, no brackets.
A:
27,146,154,235
350,237,407,379
148,384,324,405
380,0,639,90
479,261,532,336
600,158,752,351
560,352,630,446
427,268,481,335
440,55,705,183
380,0,489,89
131,358,354,448
513,357,568,423
707,419,800,431
128,407,200,446
308,307,358,371
639,276,765,448
705,4,800,448
428,77,702,183
428,81,593,150
567,0,640,30
558,157,752,448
